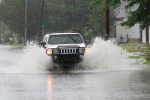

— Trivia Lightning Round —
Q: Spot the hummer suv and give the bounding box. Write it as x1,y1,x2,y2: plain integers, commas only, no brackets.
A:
41,33,87,67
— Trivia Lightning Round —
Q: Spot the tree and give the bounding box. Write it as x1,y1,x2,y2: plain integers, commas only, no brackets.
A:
0,0,25,37
104,0,109,40
90,4,116,37
121,0,150,30
89,0,121,39
89,0,150,30
0,0,43,41
45,0,92,35
0,0,117,42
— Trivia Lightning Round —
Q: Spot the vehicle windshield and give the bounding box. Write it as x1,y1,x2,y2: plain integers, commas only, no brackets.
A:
49,34,82,44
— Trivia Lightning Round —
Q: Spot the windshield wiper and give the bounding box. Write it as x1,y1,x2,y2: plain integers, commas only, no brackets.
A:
69,36,77,43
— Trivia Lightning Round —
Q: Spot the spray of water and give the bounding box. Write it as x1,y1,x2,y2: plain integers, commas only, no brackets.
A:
13,38,136,73
15,43,53,73
81,37,131,71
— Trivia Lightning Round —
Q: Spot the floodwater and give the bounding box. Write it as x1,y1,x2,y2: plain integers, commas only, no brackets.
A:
0,39,150,100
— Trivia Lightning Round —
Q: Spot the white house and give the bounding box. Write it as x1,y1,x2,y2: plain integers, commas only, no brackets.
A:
141,26,150,44
114,1,142,43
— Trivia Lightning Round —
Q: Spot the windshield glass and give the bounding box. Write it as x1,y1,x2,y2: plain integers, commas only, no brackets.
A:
49,34,82,44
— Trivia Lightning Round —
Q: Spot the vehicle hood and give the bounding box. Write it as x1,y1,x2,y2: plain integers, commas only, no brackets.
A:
45,43,85,49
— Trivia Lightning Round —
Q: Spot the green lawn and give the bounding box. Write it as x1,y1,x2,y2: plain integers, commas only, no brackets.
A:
128,56,141,59
118,43,150,64
0,43,24,47
143,61,150,64
117,43,149,52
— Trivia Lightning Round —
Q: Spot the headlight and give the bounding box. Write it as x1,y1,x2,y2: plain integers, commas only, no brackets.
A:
85,48,89,53
46,49,52,55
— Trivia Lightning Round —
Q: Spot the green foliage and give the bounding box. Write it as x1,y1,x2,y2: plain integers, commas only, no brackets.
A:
90,0,150,30
0,0,42,39
1,42,23,47
1,28,11,43
128,56,140,59
121,0,150,30
117,43,148,52
143,61,150,64
89,0,121,14
0,0,94,38
0,0,24,36
90,4,116,36
45,0,92,34
0,0,116,41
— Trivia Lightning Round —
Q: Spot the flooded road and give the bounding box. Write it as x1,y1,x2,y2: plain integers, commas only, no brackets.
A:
0,43,150,100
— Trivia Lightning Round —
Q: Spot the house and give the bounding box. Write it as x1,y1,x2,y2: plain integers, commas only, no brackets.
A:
113,1,143,43
141,26,150,44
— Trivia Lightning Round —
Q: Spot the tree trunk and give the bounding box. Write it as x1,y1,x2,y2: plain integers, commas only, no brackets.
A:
24,0,27,46
104,0,109,40
38,0,44,44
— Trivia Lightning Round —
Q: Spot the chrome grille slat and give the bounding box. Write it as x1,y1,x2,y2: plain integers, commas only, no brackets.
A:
59,48,78,54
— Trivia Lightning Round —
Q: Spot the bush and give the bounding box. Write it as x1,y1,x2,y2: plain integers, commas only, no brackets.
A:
1,29,11,43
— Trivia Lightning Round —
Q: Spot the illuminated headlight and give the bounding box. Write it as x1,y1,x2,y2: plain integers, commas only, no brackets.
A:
46,49,52,55
79,48,84,54
85,48,89,53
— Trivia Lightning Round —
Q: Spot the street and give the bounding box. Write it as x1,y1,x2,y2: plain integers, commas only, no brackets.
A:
0,44,150,100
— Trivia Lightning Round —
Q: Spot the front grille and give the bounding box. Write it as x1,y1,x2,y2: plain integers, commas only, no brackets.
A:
59,48,78,54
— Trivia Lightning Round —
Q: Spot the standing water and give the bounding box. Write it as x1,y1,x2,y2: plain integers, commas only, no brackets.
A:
1,38,137,73
0,38,150,100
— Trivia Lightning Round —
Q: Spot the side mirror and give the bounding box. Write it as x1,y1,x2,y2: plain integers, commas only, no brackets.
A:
40,42,46,48
41,42,46,45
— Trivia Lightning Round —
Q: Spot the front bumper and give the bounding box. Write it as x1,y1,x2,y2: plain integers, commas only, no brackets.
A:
52,54,83,65
50,47,85,65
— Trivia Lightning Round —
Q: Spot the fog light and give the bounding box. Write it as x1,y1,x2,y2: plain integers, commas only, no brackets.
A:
80,55,83,58
54,56,57,59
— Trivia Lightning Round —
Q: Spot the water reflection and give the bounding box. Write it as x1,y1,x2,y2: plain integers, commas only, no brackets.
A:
48,76,52,100
0,71,150,100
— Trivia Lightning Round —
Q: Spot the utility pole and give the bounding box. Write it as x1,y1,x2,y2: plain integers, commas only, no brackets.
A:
24,0,27,46
38,0,44,44
104,0,109,40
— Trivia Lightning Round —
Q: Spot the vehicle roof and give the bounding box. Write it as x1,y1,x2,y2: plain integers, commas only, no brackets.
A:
44,33,81,37
51,33,80,35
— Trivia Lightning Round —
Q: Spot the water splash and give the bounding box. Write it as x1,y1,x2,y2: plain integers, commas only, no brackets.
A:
15,43,53,73
15,38,134,72
0,38,138,73
81,37,131,70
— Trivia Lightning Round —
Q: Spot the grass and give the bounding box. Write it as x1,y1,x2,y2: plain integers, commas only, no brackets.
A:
143,61,150,64
118,43,150,64
128,56,141,59
123,46,147,52
0,42,24,47
117,43,149,52
117,43,139,47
